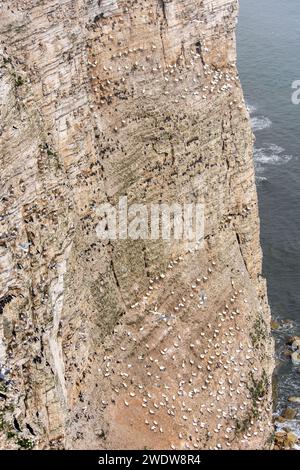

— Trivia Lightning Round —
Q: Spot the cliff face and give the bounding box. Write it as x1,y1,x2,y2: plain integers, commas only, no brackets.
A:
0,0,273,450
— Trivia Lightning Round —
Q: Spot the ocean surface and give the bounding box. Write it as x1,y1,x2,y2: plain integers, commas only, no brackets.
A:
237,0,300,439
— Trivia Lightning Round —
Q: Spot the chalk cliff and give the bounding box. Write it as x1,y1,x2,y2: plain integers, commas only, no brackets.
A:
0,0,273,449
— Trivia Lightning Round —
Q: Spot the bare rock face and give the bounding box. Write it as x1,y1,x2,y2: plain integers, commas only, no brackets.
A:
0,0,273,450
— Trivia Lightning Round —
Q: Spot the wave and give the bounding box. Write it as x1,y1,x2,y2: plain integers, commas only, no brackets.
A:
254,144,292,184
246,101,272,131
246,103,293,185
251,116,272,132
255,175,267,184
254,145,292,167
246,103,257,115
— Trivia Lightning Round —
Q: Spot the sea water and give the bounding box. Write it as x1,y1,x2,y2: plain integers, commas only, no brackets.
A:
237,0,300,440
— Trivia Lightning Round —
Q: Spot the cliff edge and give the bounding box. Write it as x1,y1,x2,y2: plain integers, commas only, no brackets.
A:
0,0,273,450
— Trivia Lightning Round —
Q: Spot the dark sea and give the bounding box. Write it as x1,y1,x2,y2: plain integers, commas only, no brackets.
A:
237,0,300,440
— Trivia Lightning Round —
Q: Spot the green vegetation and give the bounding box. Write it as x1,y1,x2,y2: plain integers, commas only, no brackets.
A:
234,369,269,437
16,437,34,450
3,56,12,65
6,431,15,439
0,410,34,449
0,412,5,431
40,142,57,157
14,75,24,87
248,369,269,406
265,431,275,448
46,147,56,157
234,415,252,435
250,315,268,348
39,142,62,171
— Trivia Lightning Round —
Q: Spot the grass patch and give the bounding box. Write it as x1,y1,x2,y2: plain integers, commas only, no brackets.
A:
15,76,24,87
16,437,34,449
248,369,269,406
250,316,268,348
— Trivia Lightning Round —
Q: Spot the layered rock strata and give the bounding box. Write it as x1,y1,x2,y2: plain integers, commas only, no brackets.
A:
0,0,273,449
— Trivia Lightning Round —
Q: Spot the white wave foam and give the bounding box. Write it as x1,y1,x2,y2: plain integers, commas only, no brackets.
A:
256,175,267,183
251,116,272,131
246,103,257,115
254,146,292,166
268,143,285,154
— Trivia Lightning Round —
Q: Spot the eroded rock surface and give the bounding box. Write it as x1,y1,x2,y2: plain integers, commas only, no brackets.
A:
0,0,273,449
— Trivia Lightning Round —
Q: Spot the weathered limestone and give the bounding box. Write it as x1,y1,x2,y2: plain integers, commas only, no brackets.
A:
0,0,273,449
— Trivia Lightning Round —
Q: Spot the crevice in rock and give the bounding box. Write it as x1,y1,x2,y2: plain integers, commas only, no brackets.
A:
195,40,205,67
13,417,21,432
26,423,36,436
0,294,14,315
110,258,121,290
236,231,250,275
158,0,168,23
